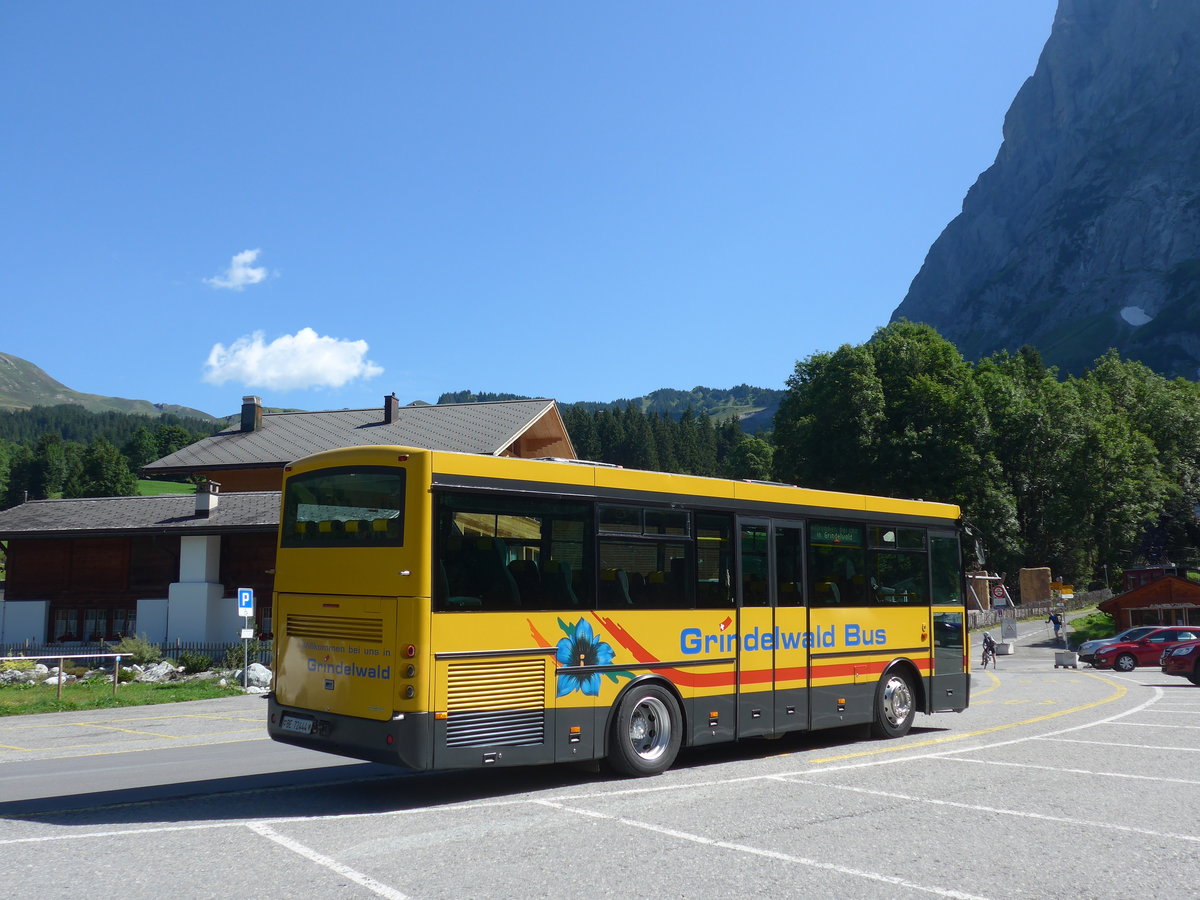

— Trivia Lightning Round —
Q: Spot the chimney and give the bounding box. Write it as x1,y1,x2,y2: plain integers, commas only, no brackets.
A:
240,395,263,432
196,480,220,518
384,392,400,424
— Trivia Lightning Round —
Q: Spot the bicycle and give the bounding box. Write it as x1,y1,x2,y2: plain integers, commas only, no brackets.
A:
980,640,997,670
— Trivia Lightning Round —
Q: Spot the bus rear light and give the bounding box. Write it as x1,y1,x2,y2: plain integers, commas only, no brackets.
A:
397,455,409,462
404,644,417,658
386,734,394,745
405,665,416,678
404,686,416,699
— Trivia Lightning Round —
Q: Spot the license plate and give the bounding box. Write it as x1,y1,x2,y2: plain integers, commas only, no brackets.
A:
280,714,314,735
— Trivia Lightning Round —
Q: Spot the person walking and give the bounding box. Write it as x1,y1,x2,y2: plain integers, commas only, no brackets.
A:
1048,612,1062,643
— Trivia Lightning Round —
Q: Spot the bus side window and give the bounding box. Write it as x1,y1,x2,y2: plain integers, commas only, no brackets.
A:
808,522,866,607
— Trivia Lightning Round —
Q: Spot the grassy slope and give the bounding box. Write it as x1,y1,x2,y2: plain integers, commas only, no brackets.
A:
0,352,215,419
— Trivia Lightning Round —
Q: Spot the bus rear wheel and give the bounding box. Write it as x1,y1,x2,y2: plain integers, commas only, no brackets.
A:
870,670,915,739
608,683,682,777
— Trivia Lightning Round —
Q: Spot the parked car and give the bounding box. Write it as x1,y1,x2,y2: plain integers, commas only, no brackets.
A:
1076,626,1160,663
1093,627,1200,672
1160,638,1200,685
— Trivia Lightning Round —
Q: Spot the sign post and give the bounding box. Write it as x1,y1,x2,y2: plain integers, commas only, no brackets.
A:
237,588,254,688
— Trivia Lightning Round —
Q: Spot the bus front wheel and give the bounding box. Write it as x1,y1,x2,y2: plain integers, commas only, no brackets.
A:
870,670,915,739
608,683,682,777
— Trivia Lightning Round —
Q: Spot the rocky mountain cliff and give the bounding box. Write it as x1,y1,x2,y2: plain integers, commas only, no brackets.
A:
892,0,1200,377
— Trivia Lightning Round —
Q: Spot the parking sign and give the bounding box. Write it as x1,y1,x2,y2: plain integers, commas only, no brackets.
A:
237,587,255,617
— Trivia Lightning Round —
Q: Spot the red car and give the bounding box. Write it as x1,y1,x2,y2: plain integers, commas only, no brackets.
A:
1092,626,1200,672
1160,637,1200,685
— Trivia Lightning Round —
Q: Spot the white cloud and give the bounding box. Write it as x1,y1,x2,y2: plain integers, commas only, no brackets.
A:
205,248,269,290
202,328,384,390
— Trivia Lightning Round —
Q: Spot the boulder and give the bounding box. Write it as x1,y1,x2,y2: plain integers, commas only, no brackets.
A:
135,660,179,683
236,663,273,689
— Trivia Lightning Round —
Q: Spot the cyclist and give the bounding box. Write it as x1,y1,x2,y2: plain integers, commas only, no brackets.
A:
981,632,997,669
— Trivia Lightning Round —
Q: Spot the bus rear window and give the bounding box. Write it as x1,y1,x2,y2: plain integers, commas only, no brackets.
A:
282,466,405,547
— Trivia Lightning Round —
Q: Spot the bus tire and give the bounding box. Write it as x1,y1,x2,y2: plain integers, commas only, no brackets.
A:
607,683,682,777
870,669,915,739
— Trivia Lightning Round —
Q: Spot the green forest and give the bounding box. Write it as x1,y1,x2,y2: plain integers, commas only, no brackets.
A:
3,321,1198,590
771,321,1200,588
0,406,217,506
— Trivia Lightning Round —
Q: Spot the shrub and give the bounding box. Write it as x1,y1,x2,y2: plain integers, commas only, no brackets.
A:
106,634,163,666
178,650,213,674
222,638,265,670
1,656,36,672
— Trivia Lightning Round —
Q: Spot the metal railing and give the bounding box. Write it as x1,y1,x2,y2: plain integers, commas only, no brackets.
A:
2,640,273,667
0,652,124,699
967,590,1108,636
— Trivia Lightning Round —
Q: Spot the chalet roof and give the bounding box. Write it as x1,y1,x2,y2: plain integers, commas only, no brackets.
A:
1098,575,1200,613
0,491,280,539
143,398,564,474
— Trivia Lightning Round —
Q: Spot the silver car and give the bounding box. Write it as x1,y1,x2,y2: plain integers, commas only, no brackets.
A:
1077,626,1159,663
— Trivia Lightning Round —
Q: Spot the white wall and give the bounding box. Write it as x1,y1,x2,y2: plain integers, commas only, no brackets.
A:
136,597,169,643
0,600,49,645
165,535,227,642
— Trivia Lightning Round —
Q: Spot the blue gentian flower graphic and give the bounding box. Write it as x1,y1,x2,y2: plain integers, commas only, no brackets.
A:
555,617,615,697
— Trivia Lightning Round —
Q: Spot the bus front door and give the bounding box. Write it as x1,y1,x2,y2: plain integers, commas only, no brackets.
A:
737,519,809,738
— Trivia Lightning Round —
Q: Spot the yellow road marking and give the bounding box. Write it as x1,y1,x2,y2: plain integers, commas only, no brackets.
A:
10,712,262,731
811,671,1128,764
971,670,1001,696
0,734,271,762
0,727,265,755
79,723,184,739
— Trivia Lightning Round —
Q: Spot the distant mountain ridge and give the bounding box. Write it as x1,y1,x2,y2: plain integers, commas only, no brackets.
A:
892,0,1200,378
0,353,217,420
439,385,783,432
1,352,782,433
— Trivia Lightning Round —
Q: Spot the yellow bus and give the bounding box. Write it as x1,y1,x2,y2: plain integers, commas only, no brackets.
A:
267,445,969,776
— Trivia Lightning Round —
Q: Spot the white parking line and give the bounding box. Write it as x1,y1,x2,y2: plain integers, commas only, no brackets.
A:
941,755,1200,786
1036,736,1200,752
247,822,410,900
803,684,1166,774
534,798,989,900
769,776,1200,844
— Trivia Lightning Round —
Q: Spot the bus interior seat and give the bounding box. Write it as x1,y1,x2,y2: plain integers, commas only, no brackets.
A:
441,536,520,609
600,568,632,607
471,537,521,608
814,581,841,604
542,559,580,607
507,559,543,605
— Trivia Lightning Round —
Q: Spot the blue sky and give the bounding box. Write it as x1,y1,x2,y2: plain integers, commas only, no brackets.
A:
2,2,1057,418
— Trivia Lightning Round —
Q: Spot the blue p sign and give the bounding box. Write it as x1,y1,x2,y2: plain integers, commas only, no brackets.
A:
237,587,254,617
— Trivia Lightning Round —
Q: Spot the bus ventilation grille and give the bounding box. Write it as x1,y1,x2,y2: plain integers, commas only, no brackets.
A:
285,614,384,644
445,658,546,747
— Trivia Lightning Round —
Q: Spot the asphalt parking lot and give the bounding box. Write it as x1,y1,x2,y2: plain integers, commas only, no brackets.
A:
2,616,1197,899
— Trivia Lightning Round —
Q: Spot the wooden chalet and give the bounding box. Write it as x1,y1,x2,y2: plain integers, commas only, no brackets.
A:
0,395,575,645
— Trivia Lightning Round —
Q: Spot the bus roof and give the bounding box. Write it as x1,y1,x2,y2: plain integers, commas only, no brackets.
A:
285,445,962,524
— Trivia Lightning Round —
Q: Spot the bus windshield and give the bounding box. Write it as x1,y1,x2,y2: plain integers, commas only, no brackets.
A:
281,466,405,547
